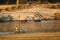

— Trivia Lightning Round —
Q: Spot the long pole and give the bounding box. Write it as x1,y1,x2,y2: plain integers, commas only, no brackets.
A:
6,0,9,5
18,14,20,32
16,0,19,5
16,0,19,8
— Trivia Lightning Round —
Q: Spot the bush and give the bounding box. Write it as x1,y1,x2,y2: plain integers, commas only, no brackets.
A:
51,5,56,9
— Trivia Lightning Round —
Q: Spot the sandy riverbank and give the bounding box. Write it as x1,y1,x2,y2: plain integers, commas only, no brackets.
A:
0,32,60,40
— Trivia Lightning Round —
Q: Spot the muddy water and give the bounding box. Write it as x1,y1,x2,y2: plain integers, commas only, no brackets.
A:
0,20,60,32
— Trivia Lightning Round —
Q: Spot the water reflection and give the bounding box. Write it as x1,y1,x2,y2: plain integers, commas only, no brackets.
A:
0,32,14,35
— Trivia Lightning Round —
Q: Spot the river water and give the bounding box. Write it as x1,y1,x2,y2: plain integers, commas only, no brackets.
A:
0,20,60,33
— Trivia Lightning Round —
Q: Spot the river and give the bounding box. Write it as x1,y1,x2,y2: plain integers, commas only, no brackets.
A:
0,20,60,33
